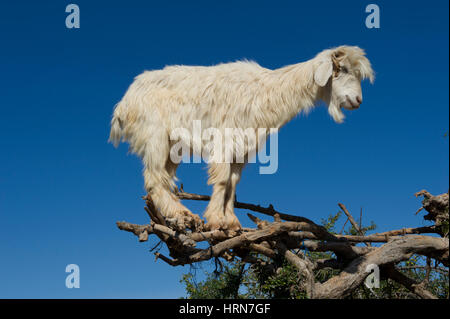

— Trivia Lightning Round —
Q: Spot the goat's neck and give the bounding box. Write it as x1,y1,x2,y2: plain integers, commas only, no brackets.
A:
260,60,321,129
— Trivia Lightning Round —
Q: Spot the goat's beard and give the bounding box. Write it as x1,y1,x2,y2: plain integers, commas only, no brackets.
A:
328,100,345,123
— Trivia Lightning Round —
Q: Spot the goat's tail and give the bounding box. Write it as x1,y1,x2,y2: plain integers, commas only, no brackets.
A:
109,102,125,148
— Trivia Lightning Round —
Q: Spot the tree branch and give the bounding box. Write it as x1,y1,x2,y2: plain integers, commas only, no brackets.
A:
117,189,449,299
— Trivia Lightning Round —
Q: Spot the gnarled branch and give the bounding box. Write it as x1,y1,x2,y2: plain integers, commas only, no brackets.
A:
117,189,449,299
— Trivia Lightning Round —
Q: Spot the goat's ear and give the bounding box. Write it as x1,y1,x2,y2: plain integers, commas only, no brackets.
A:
331,49,347,69
314,60,332,87
332,49,347,62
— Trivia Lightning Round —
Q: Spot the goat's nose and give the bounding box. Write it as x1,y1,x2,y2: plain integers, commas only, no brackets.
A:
356,96,362,105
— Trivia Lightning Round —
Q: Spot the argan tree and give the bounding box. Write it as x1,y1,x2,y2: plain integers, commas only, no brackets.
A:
117,189,449,299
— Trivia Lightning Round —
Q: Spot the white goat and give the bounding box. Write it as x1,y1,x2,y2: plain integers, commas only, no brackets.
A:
110,46,374,232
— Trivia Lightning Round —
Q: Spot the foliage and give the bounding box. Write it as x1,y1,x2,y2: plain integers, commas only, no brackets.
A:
181,211,449,299
181,262,246,299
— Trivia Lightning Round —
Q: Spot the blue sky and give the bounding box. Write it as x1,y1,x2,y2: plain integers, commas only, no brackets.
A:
0,0,448,298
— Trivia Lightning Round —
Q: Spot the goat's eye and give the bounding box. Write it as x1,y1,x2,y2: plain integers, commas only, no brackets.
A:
341,67,348,73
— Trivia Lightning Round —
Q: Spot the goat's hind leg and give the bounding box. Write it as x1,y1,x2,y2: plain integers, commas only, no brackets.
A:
142,132,201,231
145,168,201,231
164,159,203,230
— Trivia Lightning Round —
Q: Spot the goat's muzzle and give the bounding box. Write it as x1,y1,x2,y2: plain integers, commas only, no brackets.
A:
341,95,362,110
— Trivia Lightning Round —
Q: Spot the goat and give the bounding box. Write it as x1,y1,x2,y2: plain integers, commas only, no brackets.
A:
109,45,374,232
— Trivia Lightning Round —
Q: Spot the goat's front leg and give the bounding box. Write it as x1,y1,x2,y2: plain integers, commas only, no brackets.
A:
223,163,243,231
204,163,242,232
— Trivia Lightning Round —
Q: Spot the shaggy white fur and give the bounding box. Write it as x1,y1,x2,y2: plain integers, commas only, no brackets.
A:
109,45,374,231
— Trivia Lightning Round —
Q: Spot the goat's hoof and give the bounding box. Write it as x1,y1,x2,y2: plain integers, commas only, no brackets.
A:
205,221,224,232
205,220,241,236
224,223,242,237
181,211,203,232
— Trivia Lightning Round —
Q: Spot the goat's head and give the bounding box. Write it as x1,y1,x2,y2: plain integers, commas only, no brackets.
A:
314,46,374,123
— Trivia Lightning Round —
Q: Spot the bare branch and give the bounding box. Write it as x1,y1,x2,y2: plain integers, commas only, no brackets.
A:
383,264,438,299
117,189,449,299
314,235,448,298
